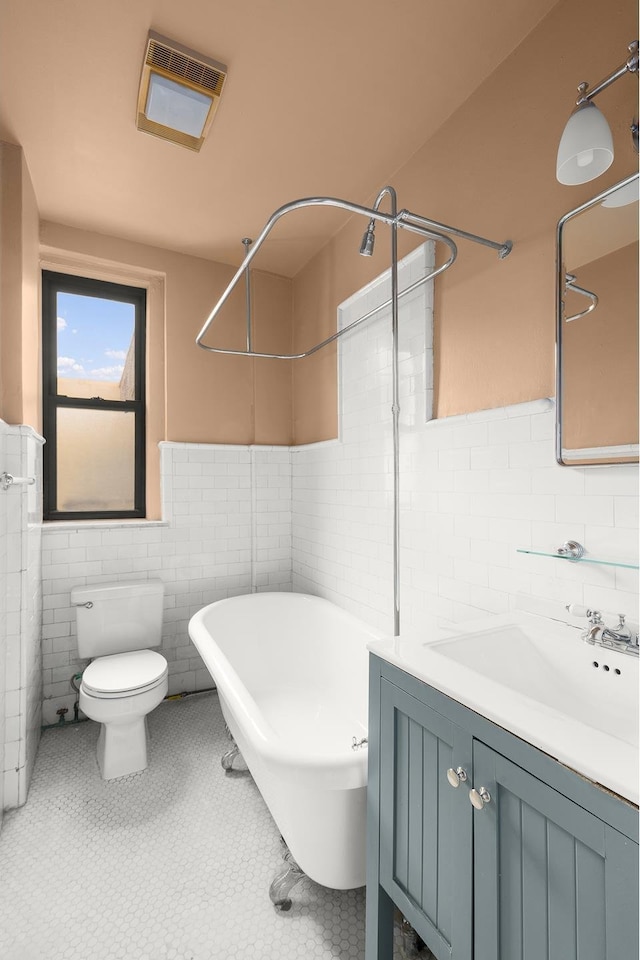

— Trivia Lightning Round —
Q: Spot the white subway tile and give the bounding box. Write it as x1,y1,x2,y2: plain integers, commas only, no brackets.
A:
584,465,638,497
615,567,640,598
488,417,531,446
508,440,552,470
468,585,509,614
453,558,489,587
531,413,555,441
614,496,639,529
532,466,585,496
488,468,532,495
583,525,639,563
556,495,614,527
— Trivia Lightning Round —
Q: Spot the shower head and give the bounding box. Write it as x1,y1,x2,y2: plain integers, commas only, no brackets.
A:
359,219,376,256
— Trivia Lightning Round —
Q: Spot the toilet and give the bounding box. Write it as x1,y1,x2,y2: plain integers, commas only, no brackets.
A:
70,579,168,780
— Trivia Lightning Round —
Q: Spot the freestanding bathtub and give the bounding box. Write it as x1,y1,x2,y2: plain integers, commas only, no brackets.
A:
188,592,381,897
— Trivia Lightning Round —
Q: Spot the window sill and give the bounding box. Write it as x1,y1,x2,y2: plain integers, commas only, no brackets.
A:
41,519,169,531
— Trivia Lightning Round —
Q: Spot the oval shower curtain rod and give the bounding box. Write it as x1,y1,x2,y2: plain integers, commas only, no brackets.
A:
195,193,512,359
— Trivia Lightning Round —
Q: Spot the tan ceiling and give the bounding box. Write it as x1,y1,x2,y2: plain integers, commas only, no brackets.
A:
0,0,560,276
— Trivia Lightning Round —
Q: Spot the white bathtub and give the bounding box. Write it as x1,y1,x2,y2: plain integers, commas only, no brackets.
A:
188,592,380,890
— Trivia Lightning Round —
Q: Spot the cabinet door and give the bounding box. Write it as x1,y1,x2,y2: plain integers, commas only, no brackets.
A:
379,679,473,960
473,741,639,960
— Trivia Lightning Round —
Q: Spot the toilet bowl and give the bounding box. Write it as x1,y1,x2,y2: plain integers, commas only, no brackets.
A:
71,580,167,780
79,649,168,779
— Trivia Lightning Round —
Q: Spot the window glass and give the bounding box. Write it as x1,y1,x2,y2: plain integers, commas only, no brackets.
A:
56,292,136,401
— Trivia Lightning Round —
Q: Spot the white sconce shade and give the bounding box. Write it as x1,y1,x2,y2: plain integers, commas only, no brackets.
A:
556,101,614,185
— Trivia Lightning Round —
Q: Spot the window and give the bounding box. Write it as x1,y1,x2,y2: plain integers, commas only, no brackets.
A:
42,271,146,520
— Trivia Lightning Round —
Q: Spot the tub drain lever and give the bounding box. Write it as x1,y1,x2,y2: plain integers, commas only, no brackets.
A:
351,736,368,750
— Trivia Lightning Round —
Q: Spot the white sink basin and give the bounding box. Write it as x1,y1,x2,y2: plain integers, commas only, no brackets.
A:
369,611,639,804
428,621,638,746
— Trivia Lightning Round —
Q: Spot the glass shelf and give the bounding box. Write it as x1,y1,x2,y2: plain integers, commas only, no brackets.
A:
516,548,639,571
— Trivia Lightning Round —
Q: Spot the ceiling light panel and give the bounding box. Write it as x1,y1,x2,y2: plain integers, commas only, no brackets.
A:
137,31,227,152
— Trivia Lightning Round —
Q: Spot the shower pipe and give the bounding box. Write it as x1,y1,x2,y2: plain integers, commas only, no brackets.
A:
242,237,253,351
375,185,401,638
197,191,512,636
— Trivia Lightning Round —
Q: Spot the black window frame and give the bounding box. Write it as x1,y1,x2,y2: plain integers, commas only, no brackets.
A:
42,270,146,521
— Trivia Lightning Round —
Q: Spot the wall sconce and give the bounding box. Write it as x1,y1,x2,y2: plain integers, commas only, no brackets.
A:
556,40,639,185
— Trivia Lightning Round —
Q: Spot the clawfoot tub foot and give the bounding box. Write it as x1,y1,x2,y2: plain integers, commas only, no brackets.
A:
269,850,305,911
221,742,240,772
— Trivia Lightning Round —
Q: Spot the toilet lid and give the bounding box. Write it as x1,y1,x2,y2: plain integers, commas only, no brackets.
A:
82,650,168,696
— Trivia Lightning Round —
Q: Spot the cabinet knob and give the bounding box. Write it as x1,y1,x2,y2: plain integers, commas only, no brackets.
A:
469,786,491,810
446,766,468,788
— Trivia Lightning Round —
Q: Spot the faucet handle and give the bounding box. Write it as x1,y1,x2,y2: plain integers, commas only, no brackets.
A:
606,613,636,644
566,604,602,623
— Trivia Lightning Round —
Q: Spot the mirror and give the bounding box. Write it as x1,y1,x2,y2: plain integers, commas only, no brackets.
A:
556,173,639,465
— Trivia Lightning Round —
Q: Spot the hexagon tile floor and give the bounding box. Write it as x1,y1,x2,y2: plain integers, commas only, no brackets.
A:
0,692,423,960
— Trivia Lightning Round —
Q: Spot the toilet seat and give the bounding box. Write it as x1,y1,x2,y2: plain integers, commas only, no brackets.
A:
82,650,168,699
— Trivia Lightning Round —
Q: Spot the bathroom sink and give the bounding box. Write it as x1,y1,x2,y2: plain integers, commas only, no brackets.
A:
427,620,637,743
369,611,639,803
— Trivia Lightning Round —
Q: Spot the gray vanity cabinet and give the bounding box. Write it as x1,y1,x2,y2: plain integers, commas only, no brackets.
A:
473,742,638,960
366,656,639,960
378,680,473,958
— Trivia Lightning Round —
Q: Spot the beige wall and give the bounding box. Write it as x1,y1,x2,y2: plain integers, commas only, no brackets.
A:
291,0,639,442
0,143,40,428
41,223,293,440
40,223,293,516
1,176,293,517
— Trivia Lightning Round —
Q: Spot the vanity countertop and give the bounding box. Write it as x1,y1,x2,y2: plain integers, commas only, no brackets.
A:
368,610,639,806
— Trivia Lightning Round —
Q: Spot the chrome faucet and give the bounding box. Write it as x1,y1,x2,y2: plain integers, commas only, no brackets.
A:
601,614,636,646
567,604,639,656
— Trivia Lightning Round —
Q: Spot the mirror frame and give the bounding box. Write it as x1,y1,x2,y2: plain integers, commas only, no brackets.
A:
555,171,639,466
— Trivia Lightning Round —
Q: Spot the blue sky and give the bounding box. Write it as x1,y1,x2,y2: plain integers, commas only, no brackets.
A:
56,292,134,382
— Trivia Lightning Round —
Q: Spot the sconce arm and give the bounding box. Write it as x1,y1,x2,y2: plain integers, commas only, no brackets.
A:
575,40,639,105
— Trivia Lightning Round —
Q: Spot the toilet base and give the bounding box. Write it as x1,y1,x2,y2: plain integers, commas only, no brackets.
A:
79,672,168,780
96,716,149,780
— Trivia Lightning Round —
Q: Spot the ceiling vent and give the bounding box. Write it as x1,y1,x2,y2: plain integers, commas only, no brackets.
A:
136,31,228,152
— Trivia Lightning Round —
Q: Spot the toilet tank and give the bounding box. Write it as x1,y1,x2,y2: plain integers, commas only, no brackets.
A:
71,580,164,658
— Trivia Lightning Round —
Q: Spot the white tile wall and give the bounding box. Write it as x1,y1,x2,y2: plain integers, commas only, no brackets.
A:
0,424,8,822
251,448,293,591
292,243,435,631
40,443,292,722
291,244,639,636
0,422,44,812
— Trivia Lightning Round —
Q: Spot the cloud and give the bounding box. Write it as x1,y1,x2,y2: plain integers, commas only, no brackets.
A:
104,348,127,360
57,317,67,331
57,356,85,373
89,365,124,380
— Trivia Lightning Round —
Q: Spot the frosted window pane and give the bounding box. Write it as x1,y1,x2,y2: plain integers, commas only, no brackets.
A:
56,408,135,512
